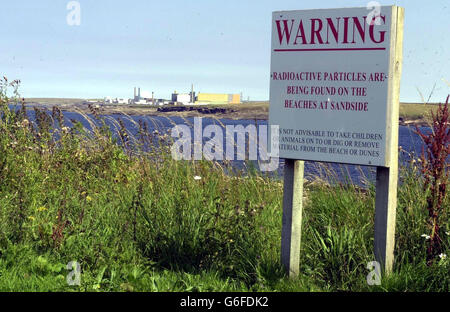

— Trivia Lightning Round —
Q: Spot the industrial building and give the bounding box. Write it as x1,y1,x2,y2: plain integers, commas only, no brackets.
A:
171,84,241,105
171,92,192,105
133,87,149,104
103,86,242,106
104,96,130,104
171,91,241,105
132,87,168,105
195,93,240,104
171,85,196,105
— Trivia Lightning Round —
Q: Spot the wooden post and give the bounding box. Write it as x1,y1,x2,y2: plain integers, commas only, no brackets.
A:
374,6,404,275
281,159,304,277
374,165,398,274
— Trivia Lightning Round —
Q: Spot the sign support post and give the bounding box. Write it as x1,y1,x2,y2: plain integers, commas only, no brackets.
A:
281,159,304,278
374,166,398,274
374,6,404,274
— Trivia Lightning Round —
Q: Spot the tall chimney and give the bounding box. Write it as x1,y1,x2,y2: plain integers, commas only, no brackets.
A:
138,88,141,98
134,87,136,99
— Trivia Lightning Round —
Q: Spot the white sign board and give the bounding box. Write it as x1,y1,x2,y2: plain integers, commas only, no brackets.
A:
269,6,398,166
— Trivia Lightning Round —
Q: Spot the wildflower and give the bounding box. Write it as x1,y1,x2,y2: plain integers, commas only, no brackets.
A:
21,119,29,127
86,195,93,202
421,234,430,240
28,216,35,221
37,206,47,212
439,253,447,260
194,176,202,180
446,231,450,236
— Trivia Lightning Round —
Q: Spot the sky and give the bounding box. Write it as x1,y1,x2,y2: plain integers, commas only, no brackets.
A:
0,0,449,102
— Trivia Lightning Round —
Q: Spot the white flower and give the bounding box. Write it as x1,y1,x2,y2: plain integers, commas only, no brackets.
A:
194,176,202,181
421,234,430,240
446,231,450,236
439,253,447,260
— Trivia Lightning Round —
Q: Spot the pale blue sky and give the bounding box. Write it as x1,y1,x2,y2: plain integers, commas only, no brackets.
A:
1,0,448,102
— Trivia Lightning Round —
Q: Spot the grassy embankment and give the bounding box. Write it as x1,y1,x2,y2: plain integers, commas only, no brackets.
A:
0,95,448,292
24,98,442,123
206,101,443,123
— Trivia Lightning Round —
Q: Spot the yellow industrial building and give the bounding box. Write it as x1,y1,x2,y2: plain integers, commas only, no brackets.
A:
195,93,241,104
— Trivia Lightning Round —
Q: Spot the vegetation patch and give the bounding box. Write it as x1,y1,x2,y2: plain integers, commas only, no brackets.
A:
0,79,448,291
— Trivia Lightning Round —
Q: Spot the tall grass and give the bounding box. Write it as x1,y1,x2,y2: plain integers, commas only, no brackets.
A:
0,79,448,291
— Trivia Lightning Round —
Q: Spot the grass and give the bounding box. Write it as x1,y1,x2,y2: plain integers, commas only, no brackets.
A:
0,87,448,292
399,103,441,121
208,101,442,122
